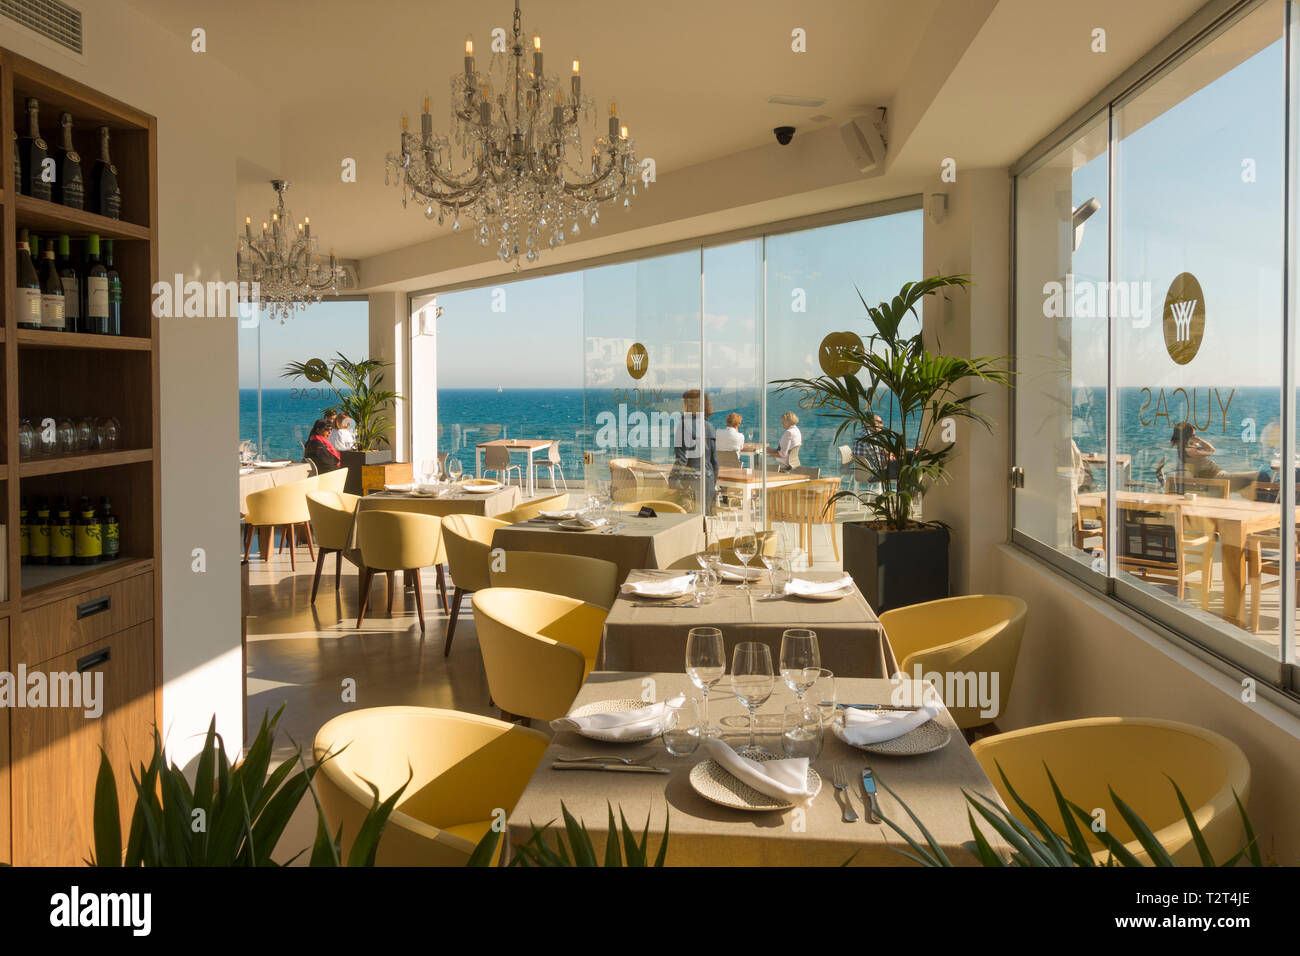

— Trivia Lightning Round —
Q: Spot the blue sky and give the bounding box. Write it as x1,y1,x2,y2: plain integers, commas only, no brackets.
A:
238,299,369,389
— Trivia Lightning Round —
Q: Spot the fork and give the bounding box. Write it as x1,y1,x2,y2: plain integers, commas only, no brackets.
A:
553,754,648,765
831,763,858,823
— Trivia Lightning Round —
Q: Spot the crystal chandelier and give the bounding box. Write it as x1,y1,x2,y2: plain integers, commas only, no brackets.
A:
385,0,639,267
237,180,341,320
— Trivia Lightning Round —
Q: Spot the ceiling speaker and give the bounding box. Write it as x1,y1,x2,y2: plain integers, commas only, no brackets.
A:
840,113,887,173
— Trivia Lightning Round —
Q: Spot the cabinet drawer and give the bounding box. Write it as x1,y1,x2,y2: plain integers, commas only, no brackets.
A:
17,571,154,667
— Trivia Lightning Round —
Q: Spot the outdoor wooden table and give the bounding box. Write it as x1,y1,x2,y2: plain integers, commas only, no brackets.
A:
491,513,705,586
1078,490,1300,626
475,438,553,497
507,671,1006,866
604,569,894,677
716,468,810,526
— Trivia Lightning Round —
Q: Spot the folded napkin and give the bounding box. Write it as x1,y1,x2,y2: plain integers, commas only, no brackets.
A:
719,563,762,580
383,482,415,493
566,516,607,529
620,574,694,597
550,695,684,739
538,509,582,519
833,700,944,747
701,737,812,801
784,575,854,597
415,482,445,495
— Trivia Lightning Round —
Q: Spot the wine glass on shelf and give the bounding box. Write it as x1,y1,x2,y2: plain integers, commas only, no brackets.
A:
732,529,759,591
780,628,821,702
730,642,774,757
686,627,726,737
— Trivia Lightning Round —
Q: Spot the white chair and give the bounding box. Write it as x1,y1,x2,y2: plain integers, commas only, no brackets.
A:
536,441,568,490
484,445,522,487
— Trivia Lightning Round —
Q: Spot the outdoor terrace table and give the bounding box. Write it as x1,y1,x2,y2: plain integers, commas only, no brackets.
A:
603,569,894,677
716,467,810,526
476,438,553,497
507,671,1007,866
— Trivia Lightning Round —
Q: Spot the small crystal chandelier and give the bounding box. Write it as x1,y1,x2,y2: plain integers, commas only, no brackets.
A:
237,180,341,320
385,0,639,267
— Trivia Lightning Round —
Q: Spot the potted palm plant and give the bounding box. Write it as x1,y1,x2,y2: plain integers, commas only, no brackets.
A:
283,352,401,494
774,275,1010,611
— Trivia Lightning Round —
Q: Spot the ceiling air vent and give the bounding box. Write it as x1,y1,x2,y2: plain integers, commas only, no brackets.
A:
1,0,83,55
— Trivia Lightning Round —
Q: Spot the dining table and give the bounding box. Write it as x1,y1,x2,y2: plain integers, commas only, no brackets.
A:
344,483,523,548
603,569,895,677
238,461,312,515
716,467,809,525
506,671,1009,866
490,513,706,586
476,438,554,497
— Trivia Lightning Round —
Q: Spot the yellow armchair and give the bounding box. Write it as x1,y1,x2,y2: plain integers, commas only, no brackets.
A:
243,475,319,570
971,717,1251,866
355,510,443,632
613,499,686,514
489,551,619,609
306,489,361,603
315,467,349,493
362,497,453,612
440,513,510,656
879,594,1026,731
472,587,607,722
497,493,571,524
313,706,547,866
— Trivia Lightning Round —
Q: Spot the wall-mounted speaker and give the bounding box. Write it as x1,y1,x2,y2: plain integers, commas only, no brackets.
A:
840,111,887,173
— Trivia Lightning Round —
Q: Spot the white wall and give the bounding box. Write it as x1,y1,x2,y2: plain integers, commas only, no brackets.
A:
3,2,280,763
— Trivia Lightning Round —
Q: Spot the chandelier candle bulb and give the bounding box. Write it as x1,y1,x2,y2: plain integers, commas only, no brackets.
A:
533,36,542,75
245,217,252,240
572,60,581,99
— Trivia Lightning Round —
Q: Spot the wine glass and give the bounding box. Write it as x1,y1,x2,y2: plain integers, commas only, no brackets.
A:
698,533,723,575
730,642,774,757
761,539,788,598
732,530,759,591
662,697,703,756
810,668,836,725
17,420,35,461
782,703,824,760
75,417,95,451
780,628,821,701
446,457,464,481
57,417,77,455
420,459,440,484
686,627,725,737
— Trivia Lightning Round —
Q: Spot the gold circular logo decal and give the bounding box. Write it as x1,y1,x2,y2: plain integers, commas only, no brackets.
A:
303,358,329,382
626,342,649,380
817,331,865,377
1161,273,1205,366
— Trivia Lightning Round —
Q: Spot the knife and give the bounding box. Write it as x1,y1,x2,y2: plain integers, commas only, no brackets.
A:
860,766,882,824
551,762,669,774
822,702,924,711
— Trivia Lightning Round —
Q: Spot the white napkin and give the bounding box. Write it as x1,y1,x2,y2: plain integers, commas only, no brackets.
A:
383,482,415,493
619,574,694,597
567,516,607,529
719,563,762,580
539,509,582,519
415,482,445,495
701,737,812,800
550,695,683,739
833,700,944,747
784,575,854,597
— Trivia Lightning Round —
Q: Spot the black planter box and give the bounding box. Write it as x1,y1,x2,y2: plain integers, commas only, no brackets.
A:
842,521,949,614
340,449,393,495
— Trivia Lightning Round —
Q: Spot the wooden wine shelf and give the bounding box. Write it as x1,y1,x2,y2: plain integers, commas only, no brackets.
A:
16,328,150,351
20,555,152,605
18,448,152,478
14,193,150,240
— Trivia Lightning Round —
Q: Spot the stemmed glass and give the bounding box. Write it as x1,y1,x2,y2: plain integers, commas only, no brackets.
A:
732,530,759,591
762,540,789,598
780,628,821,702
420,459,440,485
446,457,464,481
698,533,723,577
730,642,774,757
686,627,725,737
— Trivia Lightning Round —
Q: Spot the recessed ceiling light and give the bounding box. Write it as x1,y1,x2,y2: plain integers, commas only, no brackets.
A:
809,114,831,123
768,94,828,108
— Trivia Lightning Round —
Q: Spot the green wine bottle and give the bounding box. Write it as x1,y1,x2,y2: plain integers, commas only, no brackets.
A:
51,496,74,566
39,238,67,332
104,239,123,335
29,497,50,566
17,230,43,329
74,496,102,565
19,497,29,566
84,233,109,334
99,496,120,561
57,234,81,333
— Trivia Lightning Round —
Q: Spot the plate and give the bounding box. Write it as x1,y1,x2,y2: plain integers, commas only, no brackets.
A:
462,481,503,494
835,718,952,756
785,584,855,601
254,460,292,469
558,518,606,531
384,483,415,493
238,467,254,476
689,751,822,811
622,584,693,600
567,698,665,743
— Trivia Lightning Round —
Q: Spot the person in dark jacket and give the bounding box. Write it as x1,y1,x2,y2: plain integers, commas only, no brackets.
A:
670,389,718,513
305,418,342,473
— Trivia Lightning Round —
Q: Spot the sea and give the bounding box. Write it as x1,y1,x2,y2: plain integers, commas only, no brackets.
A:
238,385,1290,483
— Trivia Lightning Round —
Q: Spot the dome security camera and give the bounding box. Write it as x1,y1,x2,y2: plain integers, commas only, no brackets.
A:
774,126,796,146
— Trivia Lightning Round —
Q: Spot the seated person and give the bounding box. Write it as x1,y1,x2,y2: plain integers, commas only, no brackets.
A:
768,412,802,469
1171,422,1223,479
716,413,745,453
853,413,897,479
332,413,356,451
305,419,342,473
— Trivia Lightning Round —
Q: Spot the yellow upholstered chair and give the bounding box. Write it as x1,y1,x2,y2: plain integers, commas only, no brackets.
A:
243,475,318,570
315,467,349,493
306,490,360,603
489,551,619,609
613,499,686,514
313,706,547,866
497,493,570,524
878,595,1027,733
361,497,452,612
472,588,608,722
440,513,510,655
971,717,1251,866
355,510,443,632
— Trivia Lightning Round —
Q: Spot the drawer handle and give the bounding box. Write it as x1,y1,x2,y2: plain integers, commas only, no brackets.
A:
77,648,111,672
77,595,112,619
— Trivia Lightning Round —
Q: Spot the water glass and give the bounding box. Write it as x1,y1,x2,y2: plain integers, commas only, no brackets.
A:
692,567,718,606
662,697,703,756
810,668,836,725
782,703,824,761
730,642,774,757
686,626,725,737
780,628,821,700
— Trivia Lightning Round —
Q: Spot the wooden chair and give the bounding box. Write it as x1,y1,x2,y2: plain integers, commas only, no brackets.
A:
613,498,686,514
1115,502,1215,609
1246,529,1300,632
717,449,741,469
768,477,842,562
1164,475,1230,498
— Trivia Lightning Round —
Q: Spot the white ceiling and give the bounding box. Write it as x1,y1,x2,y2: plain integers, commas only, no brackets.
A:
123,0,943,259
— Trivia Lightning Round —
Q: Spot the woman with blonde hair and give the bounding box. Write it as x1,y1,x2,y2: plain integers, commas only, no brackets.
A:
769,411,802,468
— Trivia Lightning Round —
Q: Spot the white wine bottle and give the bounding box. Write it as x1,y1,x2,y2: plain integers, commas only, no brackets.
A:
39,238,67,332
17,230,43,330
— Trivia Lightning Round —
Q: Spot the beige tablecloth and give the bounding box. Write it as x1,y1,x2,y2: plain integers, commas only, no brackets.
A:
602,570,894,678
238,462,312,515
345,486,522,547
491,514,705,586
507,672,1008,866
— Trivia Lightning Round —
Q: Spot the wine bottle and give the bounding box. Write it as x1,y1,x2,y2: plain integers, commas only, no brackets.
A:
91,125,121,219
39,239,67,332
51,497,74,566
74,496,102,565
17,230,43,330
105,239,123,335
19,497,30,566
52,112,84,209
57,235,81,333
12,129,20,193
100,497,120,561
84,233,109,334
18,97,50,200
29,497,50,566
